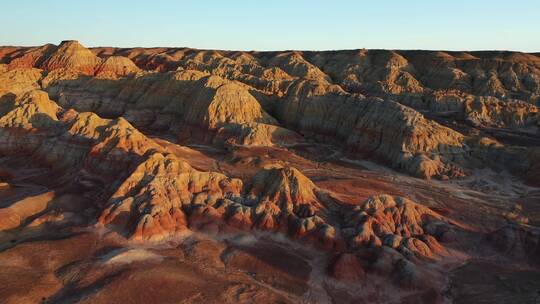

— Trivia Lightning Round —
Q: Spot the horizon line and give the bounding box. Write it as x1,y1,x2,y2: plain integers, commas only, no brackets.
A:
2,41,540,54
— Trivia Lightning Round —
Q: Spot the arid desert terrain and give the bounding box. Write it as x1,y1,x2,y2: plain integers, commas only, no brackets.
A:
0,40,539,303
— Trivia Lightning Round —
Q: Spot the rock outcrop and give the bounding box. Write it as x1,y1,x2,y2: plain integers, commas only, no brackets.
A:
279,79,468,178
0,89,162,175
95,56,141,77
2,41,536,179
0,82,335,247
41,64,471,177
99,160,337,248
0,90,60,129
0,67,43,96
214,122,302,147
42,68,285,146
3,42,539,109
98,153,242,241
344,195,451,259
6,44,57,70
40,40,101,75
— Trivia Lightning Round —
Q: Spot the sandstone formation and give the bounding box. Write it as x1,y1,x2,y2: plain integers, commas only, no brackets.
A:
40,40,102,75
0,89,161,174
0,191,55,231
0,90,60,129
95,55,141,78
0,67,42,96
0,40,539,303
344,195,451,259
279,79,468,178
99,159,338,249
6,44,57,70
98,153,242,241
214,122,302,146
6,40,532,179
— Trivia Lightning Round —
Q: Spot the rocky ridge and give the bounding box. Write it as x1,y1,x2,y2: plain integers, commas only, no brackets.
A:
0,41,539,299
0,84,458,284
2,41,535,179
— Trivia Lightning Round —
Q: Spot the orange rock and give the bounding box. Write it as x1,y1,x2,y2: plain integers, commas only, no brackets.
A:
40,40,101,75
345,194,450,259
95,56,141,78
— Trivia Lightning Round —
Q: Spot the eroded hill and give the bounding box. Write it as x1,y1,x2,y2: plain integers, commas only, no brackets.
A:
0,41,539,304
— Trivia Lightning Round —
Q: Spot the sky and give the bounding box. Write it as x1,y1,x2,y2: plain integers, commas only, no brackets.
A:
1,0,539,52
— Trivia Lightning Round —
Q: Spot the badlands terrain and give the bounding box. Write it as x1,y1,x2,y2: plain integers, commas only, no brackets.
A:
0,40,539,303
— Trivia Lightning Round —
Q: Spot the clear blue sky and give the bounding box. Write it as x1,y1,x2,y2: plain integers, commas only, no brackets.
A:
1,0,539,52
